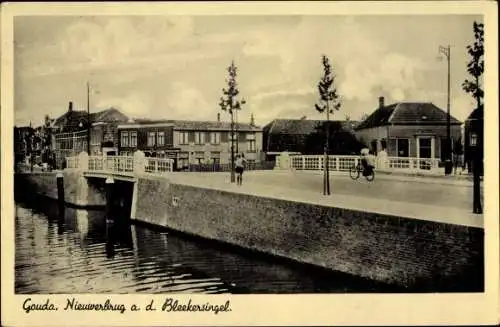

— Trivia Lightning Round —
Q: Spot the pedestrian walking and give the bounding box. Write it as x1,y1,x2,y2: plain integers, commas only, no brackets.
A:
235,153,246,185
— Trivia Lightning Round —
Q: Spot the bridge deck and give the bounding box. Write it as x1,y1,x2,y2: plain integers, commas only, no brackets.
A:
162,171,483,228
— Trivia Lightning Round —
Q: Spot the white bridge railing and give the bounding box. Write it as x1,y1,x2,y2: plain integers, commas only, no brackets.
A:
65,153,174,175
287,155,441,174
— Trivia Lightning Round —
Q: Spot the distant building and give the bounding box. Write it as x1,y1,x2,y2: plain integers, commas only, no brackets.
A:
52,101,129,167
464,105,483,175
14,126,32,164
117,118,263,170
262,118,364,161
354,97,462,160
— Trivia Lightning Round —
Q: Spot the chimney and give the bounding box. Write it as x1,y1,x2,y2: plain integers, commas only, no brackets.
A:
217,113,220,122
250,113,255,126
68,101,73,112
378,96,385,109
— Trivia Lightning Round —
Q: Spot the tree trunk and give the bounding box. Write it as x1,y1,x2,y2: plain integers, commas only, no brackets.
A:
472,154,482,214
324,118,330,196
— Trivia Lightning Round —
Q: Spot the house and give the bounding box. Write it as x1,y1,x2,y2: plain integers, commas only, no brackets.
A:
262,118,364,161
117,116,263,170
464,105,483,175
354,97,462,161
52,101,129,167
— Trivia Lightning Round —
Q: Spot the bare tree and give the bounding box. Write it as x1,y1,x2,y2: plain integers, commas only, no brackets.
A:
315,55,342,195
219,61,246,183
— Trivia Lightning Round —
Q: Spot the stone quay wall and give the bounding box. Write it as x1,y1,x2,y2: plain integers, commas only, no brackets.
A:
14,171,106,207
134,176,483,290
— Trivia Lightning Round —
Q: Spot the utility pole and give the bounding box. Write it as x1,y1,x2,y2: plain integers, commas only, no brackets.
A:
86,81,91,155
439,45,452,175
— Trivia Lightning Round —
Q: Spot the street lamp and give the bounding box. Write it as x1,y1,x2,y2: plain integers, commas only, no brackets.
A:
86,82,91,155
438,45,453,175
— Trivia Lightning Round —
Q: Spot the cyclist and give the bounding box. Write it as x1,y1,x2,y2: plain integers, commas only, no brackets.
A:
360,148,375,176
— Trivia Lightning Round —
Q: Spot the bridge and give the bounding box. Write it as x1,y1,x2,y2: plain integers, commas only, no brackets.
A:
65,151,174,182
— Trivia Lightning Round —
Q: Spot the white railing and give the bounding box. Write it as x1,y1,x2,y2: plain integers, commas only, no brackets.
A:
387,157,440,172
145,157,174,174
289,155,441,173
65,154,174,175
290,155,360,172
66,156,79,169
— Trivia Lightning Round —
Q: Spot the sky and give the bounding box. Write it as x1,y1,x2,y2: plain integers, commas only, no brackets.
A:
14,14,483,127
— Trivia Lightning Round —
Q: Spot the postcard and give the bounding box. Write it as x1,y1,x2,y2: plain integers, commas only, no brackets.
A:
1,1,498,326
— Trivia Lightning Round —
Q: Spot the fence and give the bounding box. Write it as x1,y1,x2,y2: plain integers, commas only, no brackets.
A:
145,157,174,174
181,161,276,172
65,154,174,175
288,155,441,173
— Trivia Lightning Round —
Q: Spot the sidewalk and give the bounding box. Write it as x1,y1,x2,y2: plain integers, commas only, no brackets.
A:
166,172,483,229
287,169,478,187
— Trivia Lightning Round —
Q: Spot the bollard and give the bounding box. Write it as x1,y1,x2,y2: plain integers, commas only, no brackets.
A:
56,172,65,212
105,177,115,225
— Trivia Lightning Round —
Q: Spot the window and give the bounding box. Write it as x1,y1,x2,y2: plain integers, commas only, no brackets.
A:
121,131,129,147
470,133,478,146
195,132,205,144
210,132,221,144
130,131,137,147
179,132,189,145
195,151,205,164
147,132,156,147
211,151,221,164
248,140,256,152
178,158,189,169
158,132,165,146
396,138,409,157
418,137,432,159
246,133,256,140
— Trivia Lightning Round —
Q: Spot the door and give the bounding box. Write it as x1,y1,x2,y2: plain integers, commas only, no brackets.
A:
417,137,433,170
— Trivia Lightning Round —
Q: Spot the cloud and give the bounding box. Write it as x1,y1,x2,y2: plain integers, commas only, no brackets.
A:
94,93,153,118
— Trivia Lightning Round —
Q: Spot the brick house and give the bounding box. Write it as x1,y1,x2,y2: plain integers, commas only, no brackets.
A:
262,118,363,161
117,118,263,170
52,101,129,166
354,97,462,161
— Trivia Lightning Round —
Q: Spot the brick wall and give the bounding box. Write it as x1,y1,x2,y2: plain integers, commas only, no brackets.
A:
135,177,483,291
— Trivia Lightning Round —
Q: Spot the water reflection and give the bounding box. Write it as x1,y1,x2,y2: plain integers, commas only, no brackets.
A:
15,198,400,294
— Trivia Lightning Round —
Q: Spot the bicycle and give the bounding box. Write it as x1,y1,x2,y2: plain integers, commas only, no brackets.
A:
349,160,375,181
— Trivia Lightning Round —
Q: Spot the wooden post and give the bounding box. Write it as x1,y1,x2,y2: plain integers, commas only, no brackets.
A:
56,172,65,212
105,177,115,224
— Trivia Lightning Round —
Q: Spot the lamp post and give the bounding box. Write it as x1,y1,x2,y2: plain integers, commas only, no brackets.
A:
86,81,91,155
439,45,452,175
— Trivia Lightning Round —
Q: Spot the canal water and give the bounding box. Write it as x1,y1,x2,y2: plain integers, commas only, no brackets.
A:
15,196,402,294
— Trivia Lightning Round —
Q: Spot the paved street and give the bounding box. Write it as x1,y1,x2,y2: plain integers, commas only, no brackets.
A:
172,170,482,212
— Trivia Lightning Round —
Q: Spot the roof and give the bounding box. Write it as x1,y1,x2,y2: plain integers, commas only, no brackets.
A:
119,118,262,131
355,102,462,130
53,107,129,131
466,105,483,121
263,119,359,135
